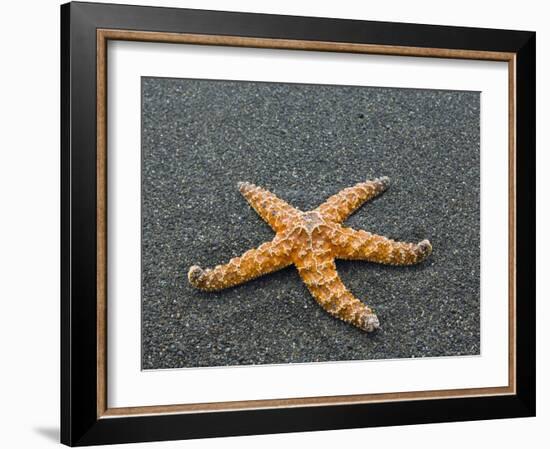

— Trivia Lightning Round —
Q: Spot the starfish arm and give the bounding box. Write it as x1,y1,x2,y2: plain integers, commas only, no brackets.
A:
188,237,292,291
314,177,390,223
333,227,432,265
294,255,379,332
238,182,301,232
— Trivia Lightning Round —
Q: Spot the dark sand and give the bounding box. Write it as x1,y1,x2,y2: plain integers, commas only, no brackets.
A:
141,77,480,369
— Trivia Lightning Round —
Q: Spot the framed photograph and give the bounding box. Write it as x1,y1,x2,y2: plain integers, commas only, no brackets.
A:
61,1,535,446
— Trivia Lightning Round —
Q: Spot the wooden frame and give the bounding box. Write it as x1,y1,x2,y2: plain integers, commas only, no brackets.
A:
61,1,535,446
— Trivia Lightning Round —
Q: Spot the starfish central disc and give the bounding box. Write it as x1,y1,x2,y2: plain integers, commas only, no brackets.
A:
300,211,323,232
188,178,432,332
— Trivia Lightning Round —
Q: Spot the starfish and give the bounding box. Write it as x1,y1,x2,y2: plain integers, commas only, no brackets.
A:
188,178,432,332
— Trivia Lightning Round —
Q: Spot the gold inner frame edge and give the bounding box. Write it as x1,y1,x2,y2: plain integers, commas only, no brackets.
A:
96,28,517,419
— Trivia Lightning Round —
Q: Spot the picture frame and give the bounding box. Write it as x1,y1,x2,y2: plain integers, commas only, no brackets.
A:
60,1,535,446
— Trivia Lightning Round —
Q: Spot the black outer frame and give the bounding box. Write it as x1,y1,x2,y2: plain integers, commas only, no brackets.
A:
60,1,535,446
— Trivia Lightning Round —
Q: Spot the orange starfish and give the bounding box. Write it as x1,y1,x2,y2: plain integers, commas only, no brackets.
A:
188,178,432,332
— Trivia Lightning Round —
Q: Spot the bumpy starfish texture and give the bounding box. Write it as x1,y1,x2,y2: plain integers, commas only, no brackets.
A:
188,178,432,332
